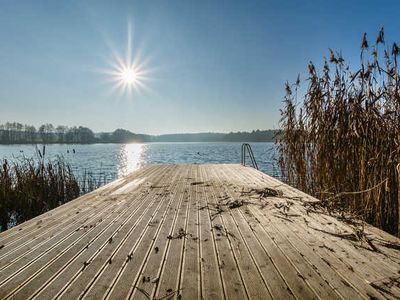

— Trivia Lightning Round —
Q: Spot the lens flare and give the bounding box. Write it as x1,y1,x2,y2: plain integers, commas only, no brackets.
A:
100,21,151,96
121,67,137,84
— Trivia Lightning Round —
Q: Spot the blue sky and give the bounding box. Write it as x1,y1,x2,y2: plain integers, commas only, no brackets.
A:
0,0,399,134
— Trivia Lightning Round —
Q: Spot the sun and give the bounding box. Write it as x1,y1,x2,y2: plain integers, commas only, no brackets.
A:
100,22,150,96
108,59,146,96
120,67,137,84
107,58,146,96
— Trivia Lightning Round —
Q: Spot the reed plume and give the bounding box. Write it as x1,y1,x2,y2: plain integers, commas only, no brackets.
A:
0,148,80,231
278,27,400,236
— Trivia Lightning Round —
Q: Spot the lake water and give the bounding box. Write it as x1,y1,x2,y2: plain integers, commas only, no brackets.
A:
0,142,280,186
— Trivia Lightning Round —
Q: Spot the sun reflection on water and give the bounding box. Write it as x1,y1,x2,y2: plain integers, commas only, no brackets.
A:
117,143,146,177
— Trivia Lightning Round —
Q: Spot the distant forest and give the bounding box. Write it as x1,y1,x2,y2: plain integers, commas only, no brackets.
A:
0,122,278,144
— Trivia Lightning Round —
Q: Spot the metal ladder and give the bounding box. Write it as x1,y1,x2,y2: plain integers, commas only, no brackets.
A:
241,143,259,170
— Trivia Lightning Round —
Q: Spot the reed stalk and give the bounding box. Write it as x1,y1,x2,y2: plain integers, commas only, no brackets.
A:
278,28,400,236
0,147,81,231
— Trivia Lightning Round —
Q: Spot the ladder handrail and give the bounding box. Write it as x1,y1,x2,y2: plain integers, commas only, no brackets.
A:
241,143,259,170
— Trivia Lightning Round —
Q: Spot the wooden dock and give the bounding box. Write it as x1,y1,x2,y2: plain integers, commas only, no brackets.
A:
0,164,399,299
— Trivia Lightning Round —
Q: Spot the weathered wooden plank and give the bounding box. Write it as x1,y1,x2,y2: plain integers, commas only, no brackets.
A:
154,165,194,300
228,165,398,299
0,166,151,243
199,165,248,300
59,165,182,299
176,166,202,300
249,166,400,269
128,166,190,300
220,165,360,299
197,165,225,300
0,164,398,300
252,167,400,276
207,165,273,300
103,166,186,299
1,165,168,299
0,165,157,259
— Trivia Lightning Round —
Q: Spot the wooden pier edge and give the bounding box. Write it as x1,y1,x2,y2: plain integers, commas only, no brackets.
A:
0,164,399,299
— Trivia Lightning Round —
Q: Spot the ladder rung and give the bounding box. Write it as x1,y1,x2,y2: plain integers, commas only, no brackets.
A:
241,143,259,170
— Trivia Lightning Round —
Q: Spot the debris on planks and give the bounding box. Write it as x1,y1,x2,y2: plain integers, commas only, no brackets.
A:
167,227,189,240
150,185,168,189
1,164,399,299
241,187,283,198
379,242,400,251
136,287,151,299
370,277,400,299
227,199,243,209
213,224,236,238
156,289,182,300
190,181,204,186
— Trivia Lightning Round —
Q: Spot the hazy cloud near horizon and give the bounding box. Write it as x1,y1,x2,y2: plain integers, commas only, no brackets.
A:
0,0,399,134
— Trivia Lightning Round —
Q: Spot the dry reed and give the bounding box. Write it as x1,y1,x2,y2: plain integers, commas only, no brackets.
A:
0,147,80,231
278,28,400,236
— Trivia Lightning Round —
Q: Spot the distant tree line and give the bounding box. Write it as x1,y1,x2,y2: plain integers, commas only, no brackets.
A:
152,130,278,142
0,122,96,144
0,122,278,144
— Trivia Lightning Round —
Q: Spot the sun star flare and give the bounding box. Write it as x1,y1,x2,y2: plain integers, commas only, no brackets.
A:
101,22,150,97
121,67,137,84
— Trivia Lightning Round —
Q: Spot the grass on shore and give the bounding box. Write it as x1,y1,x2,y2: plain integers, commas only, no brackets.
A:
0,147,81,231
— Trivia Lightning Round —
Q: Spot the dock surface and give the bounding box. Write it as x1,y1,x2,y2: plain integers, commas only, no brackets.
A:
0,164,399,299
